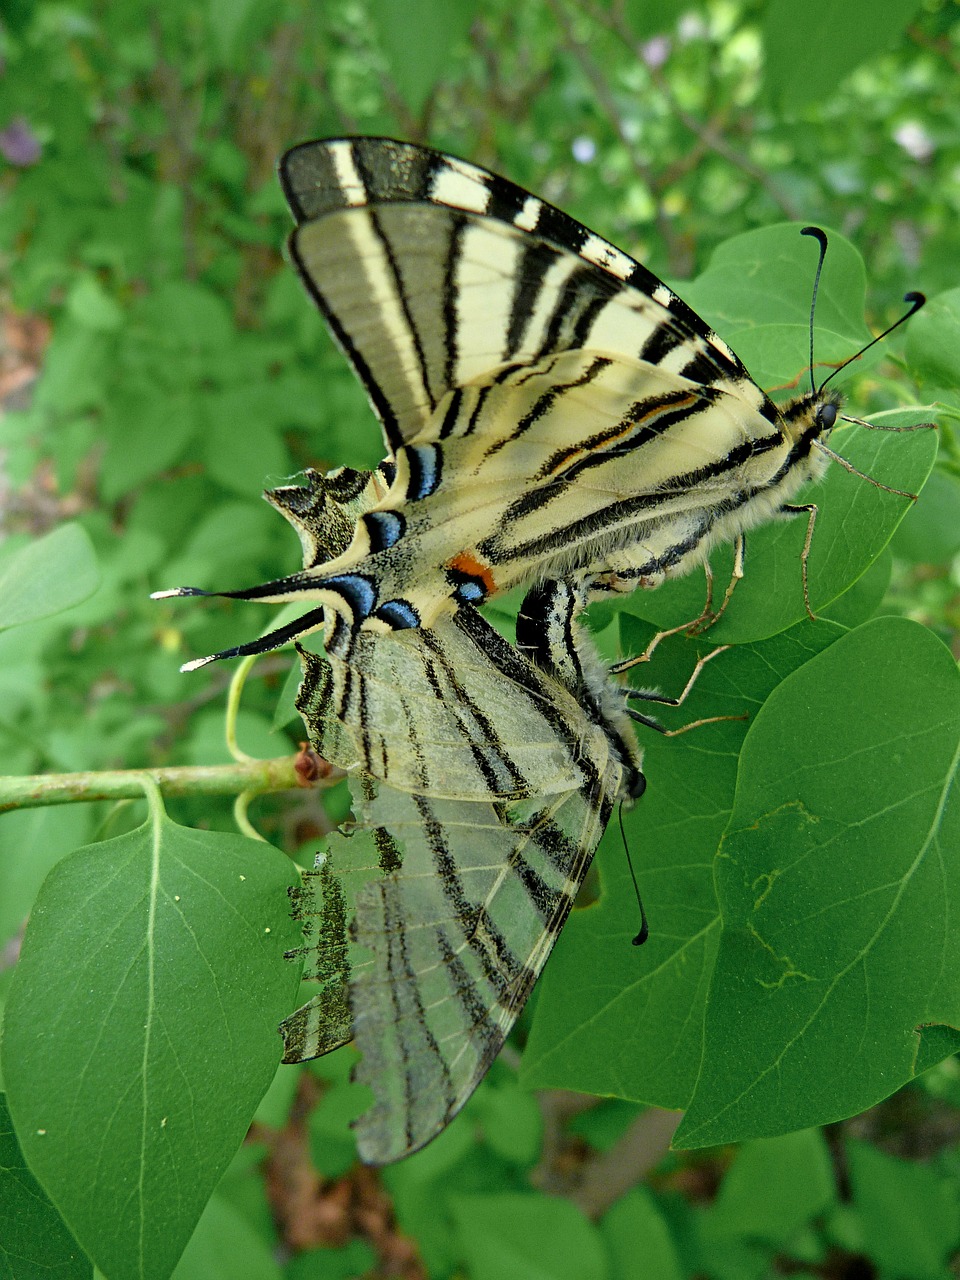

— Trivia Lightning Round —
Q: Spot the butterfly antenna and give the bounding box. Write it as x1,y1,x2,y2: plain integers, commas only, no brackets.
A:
618,804,649,946
801,226,829,396
817,291,926,396
801,226,926,396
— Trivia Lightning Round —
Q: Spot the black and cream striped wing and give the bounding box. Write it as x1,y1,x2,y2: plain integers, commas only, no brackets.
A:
280,136,769,455
161,138,822,649
280,601,639,1164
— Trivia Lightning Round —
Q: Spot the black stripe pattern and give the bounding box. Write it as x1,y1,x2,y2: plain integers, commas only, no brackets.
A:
268,137,848,637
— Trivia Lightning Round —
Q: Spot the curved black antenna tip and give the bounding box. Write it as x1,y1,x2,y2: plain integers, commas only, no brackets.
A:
632,921,649,947
801,225,828,250
802,228,830,396
903,291,926,313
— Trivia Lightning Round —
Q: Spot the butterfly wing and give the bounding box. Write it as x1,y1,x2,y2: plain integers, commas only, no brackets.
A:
280,137,767,454
162,139,801,650
297,604,593,799
281,603,633,1163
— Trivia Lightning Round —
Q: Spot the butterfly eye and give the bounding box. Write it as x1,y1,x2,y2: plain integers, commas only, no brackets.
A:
628,771,648,800
817,401,838,432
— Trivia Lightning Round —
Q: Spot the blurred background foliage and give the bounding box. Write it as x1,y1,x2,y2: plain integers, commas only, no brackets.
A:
1,0,959,1276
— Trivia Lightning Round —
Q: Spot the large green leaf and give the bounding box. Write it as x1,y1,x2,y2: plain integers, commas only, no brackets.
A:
525,616,960,1146
762,0,925,110
522,616,844,1106
2,808,302,1280
0,523,100,632
677,617,960,1146
682,223,870,389
905,287,960,391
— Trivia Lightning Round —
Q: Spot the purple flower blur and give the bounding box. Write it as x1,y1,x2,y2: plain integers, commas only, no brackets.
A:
640,35,671,69
0,116,41,166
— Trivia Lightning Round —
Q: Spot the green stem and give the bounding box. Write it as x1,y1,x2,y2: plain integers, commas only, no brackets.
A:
0,755,313,814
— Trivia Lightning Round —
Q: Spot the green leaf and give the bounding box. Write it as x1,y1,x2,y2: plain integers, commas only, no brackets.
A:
706,1130,835,1245
207,0,262,66
762,0,925,110
601,1188,683,1280
522,617,845,1106
0,806,94,948
135,282,235,354
3,810,302,1280
905,288,960,391
0,524,100,631
683,224,870,390
307,1078,367,1179
368,0,476,112
0,1093,90,1280
450,1193,609,1280
201,387,291,496
819,545,891,629
911,289,960,391
285,1241,378,1280
470,1077,543,1165
65,275,124,333
100,392,200,502
252,1063,300,1129
622,0,684,40
676,617,960,1147
847,1139,960,1277
170,1191,280,1280
32,323,112,416
891,466,960,563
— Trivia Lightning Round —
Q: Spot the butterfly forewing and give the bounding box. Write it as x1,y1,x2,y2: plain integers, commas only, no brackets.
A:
281,137,762,454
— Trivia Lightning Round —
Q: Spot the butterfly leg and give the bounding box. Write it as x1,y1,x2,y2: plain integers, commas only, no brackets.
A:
840,412,937,434
687,534,745,635
610,535,745,675
625,645,745,736
779,502,818,620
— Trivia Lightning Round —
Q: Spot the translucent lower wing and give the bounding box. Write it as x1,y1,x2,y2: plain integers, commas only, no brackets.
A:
280,603,632,1163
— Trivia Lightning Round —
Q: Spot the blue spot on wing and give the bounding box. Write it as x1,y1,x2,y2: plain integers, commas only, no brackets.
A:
374,599,421,629
324,574,377,621
406,444,442,500
363,510,406,552
452,580,486,604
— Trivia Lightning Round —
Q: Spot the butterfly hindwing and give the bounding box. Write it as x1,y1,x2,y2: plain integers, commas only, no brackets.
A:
281,577,643,1163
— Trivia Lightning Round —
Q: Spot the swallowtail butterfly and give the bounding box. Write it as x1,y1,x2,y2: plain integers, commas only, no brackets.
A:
152,139,928,1160
272,469,645,1163
154,136,924,659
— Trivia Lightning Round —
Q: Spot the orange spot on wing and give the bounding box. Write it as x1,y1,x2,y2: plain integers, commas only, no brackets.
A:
446,551,498,596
